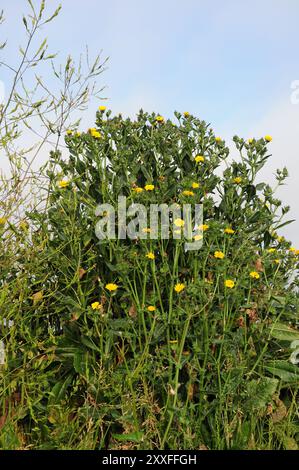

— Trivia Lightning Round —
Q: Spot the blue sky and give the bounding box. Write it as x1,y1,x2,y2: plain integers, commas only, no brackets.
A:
1,0,299,243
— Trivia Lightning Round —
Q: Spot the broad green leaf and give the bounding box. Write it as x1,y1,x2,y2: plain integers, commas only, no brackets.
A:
265,360,299,382
81,336,101,352
269,322,299,342
245,377,278,410
49,374,73,404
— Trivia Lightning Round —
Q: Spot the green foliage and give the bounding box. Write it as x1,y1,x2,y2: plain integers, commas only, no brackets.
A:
1,109,299,450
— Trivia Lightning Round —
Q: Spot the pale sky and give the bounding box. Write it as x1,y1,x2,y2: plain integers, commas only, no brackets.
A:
1,0,299,244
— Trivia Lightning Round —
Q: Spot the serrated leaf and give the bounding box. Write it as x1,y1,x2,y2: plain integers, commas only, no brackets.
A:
245,377,278,410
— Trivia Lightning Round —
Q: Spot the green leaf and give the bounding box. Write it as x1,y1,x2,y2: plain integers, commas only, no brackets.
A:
49,374,73,404
81,336,101,352
112,431,144,442
44,5,62,24
245,377,278,411
274,220,295,230
22,16,28,31
265,360,299,382
269,323,299,342
73,350,90,376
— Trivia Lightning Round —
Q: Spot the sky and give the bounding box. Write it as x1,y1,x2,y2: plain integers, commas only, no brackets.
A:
1,0,299,244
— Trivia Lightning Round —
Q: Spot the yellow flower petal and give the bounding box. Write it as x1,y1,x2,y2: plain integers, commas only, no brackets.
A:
174,283,185,293
224,228,235,234
249,271,260,279
147,305,156,312
174,218,185,227
144,184,155,191
182,190,194,196
225,279,235,288
91,301,102,310
233,177,242,184
58,180,70,188
105,283,118,292
133,187,143,193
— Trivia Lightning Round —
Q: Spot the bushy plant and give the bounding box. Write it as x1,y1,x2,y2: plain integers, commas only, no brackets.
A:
1,109,299,450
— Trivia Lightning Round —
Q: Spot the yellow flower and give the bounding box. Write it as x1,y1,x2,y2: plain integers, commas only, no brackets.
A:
174,283,186,293
265,135,272,142
174,218,185,227
192,182,200,189
32,291,43,305
98,105,107,111
156,115,164,123
182,190,194,196
146,252,155,260
66,129,72,136
224,227,235,234
267,248,276,253
19,220,29,231
233,177,242,184
105,283,118,292
133,187,143,193
215,137,222,142
274,259,280,264
214,250,225,259
93,130,102,139
75,131,81,137
58,180,70,188
142,228,151,233
193,234,203,241
199,224,209,231
0,217,7,225
289,247,296,253
91,301,102,310
183,111,190,117
249,271,260,279
277,236,285,243
195,155,205,163
225,279,235,289
88,128,102,139
144,184,155,191
147,305,156,312
248,138,254,144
